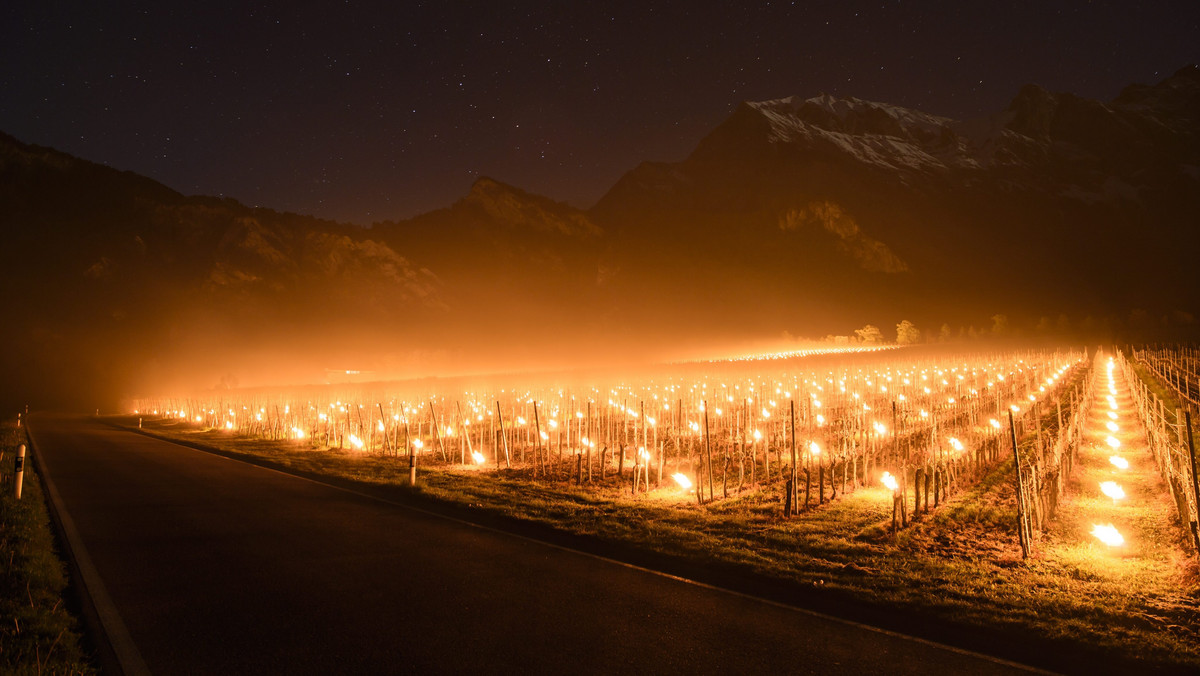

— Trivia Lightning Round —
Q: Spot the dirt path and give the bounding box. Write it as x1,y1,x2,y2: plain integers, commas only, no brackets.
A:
1041,353,1192,585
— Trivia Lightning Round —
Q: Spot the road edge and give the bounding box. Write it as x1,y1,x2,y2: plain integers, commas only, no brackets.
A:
25,422,151,676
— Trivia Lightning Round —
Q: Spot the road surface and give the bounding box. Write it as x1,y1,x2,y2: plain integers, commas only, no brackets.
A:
28,414,1037,674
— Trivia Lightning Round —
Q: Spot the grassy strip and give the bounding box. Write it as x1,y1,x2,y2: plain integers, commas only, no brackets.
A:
127,403,1200,672
0,420,96,675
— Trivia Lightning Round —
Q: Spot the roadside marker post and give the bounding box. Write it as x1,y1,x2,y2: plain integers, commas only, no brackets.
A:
14,444,25,499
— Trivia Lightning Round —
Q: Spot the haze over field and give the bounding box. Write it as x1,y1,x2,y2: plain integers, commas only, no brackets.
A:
2,66,1198,412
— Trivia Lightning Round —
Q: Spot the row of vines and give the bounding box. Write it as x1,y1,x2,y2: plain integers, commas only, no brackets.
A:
132,347,1089,530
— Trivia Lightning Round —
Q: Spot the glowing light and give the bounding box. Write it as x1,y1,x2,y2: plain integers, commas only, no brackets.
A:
752,429,762,441
472,451,486,464
672,473,693,491
1107,411,1117,420
348,434,364,450
1099,481,1125,502
1105,421,1118,432
1090,524,1124,547
809,441,820,455
948,437,964,452
881,471,899,492
989,419,1001,429
1106,436,1121,449
816,414,826,426
292,427,306,439
225,421,234,430
412,439,423,449
1109,456,1129,470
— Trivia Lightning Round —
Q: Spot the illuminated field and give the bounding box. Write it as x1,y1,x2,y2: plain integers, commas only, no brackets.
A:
134,346,1085,512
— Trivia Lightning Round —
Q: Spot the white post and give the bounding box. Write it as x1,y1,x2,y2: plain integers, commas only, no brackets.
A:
14,444,25,500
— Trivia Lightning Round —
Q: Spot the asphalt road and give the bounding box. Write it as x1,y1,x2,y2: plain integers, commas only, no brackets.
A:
28,414,1038,675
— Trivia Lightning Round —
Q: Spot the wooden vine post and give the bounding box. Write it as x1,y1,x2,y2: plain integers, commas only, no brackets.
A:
377,403,391,455
788,400,798,516
532,400,543,477
703,401,714,503
429,399,447,461
1184,410,1200,552
495,401,511,469
405,417,416,486
1009,411,1029,559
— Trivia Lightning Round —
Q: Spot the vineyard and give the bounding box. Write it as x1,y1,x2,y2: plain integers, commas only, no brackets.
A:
131,346,1098,535
122,344,1200,668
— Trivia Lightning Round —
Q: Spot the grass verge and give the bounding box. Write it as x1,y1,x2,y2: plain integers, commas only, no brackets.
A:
0,419,96,675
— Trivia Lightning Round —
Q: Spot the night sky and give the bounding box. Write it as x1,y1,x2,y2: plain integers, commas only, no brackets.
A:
3,1,1197,225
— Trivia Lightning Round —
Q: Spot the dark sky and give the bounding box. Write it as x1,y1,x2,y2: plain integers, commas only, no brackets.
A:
3,1,1197,225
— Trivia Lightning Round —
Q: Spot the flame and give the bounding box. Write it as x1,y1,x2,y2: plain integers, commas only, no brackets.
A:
1090,523,1124,547
292,427,306,439
671,473,693,491
348,434,364,450
1099,481,1125,501
881,471,899,492
471,451,486,464
809,441,820,455
948,437,964,452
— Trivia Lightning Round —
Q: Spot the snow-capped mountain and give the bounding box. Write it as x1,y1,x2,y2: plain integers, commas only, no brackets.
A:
591,65,1200,331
